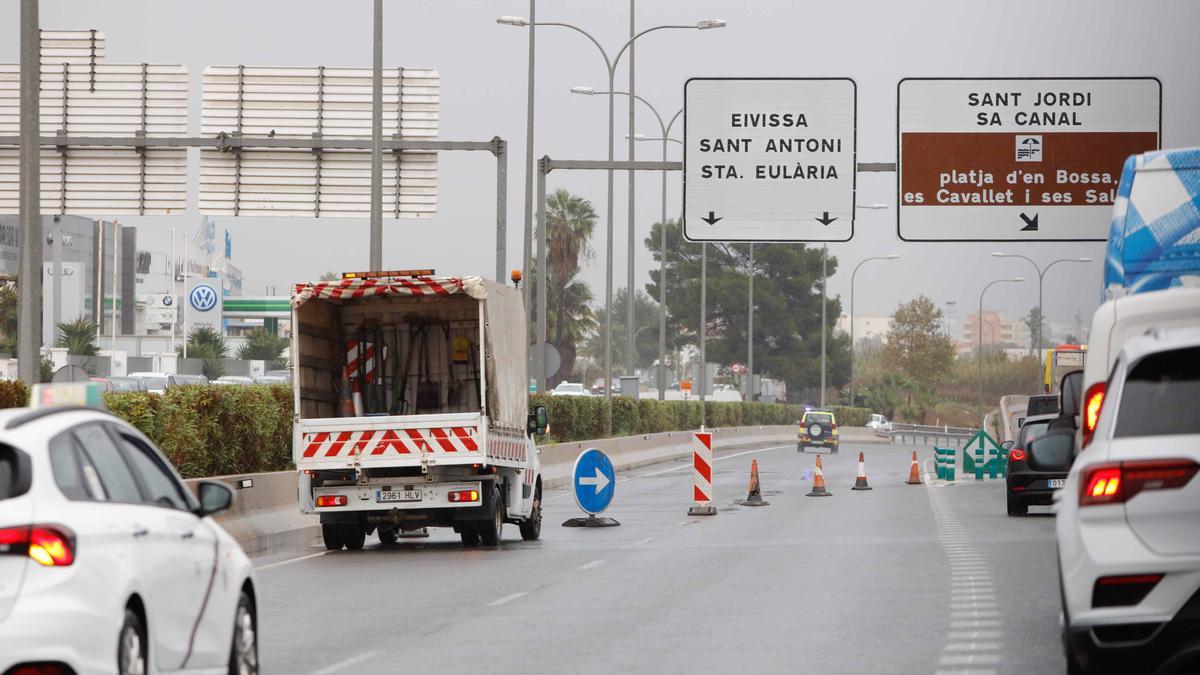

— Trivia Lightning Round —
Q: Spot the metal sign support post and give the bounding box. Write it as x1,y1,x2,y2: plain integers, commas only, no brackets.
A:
17,0,41,384
536,157,680,433
369,0,383,271
746,243,753,400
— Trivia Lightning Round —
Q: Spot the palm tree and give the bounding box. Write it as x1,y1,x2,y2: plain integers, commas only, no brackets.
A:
56,317,100,356
534,189,599,385
236,327,289,369
178,326,229,379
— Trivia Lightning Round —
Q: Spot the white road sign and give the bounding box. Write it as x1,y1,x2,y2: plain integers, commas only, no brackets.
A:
684,78,856,242
897,77,1161,241
184,277,223,335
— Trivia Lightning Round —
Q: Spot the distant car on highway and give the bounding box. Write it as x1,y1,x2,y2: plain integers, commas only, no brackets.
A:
253,375,288,385
797,410,838,453
127,371,176,394
1057,327,1200,674
212,376,255,386
0,383,258,675
173,374,209,386
866,413,892,432
107,377,148,393
1004,412,1061,516
263,369,292,383
550,382,589,397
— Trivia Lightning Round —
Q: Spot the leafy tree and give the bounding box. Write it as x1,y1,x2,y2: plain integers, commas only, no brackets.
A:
178,326,229,379
1023,306,1051,352
236,327,289,370
1063,333,1080,345
582,288,661,372
881,296,955,390
646,220,849,402
529,189,599,386
318,271,340,281
0,278,17,340
56,317,100,356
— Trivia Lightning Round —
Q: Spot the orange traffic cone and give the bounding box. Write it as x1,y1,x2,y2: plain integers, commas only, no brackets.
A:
851,452,873,491
806,454,832,497
739,459,770,506
905,450,923,485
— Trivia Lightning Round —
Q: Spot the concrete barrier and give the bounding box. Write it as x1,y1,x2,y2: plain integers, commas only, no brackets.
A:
190,426,885,554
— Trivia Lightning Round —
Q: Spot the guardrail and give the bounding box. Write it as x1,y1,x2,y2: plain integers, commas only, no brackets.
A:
188,425,889,555
886,423,976,448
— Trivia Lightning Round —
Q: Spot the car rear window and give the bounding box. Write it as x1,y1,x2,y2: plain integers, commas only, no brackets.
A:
1018,421,1050,448
805,413,833,425
1115,347,1200,438
1027,397,1059,416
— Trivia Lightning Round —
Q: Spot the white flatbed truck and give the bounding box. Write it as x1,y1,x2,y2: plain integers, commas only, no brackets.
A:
291,271,545,549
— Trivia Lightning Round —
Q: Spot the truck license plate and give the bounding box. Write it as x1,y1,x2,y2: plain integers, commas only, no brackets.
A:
1048,479,1066,489
377,489,422,503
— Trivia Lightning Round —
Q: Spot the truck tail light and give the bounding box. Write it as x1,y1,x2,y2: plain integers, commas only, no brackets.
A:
1080,460,1198,506
315,495,348,508
1081,382,1106,448
448,490,480,503
0,525,75,566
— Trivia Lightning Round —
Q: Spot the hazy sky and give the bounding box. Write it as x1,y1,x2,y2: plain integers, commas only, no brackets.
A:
3,0,1198,331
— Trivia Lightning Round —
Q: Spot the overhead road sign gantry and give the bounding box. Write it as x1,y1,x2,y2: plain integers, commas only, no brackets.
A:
684,77,857,242
897,77,1161,242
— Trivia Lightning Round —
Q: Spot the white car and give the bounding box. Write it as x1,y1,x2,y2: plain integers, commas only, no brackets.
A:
1057,328,1200,674
212,376,255,387
127,372,177,395
550,382,589,397
866,414,891,432
0,383,258,675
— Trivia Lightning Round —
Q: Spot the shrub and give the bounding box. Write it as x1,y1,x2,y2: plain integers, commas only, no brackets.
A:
0,380,29,409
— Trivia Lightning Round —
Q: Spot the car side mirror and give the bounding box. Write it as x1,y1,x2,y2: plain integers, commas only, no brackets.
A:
528,405,549,436
1002,440,1014,450
196,480,233,517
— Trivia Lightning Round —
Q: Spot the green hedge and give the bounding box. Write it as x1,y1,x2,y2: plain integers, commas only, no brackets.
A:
0,380,870,476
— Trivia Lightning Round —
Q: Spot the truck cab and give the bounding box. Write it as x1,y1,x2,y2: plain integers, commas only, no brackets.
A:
291,271,544,549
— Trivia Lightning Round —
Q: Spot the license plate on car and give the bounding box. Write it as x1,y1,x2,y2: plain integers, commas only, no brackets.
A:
377,489,422,503
1048,479,1066,489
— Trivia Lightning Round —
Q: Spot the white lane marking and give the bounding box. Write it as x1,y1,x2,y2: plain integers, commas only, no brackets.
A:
946,631,1002,640
488,592,527,607
939,654,1001,666
935,670,996,675
579,559,606,571
949,620,1001,629
950,610,1001,618
546,444,791,501
943,642,1001,652
313,650,382,675
256,551,328,571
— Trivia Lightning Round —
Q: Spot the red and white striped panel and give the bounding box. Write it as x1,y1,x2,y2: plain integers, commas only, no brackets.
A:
692,432,713,506
486,428,526,463
301,427,480,459
344,340,378,383
292,276,483,307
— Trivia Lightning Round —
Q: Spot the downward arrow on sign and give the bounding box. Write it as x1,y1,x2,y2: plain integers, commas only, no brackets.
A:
816,211,838,226
579,468,610,493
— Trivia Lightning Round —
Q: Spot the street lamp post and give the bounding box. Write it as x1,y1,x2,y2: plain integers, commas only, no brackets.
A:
848,254,900,406
978,277,1025,427
501,17,724,432
576,91,682,401
991,253,1092,389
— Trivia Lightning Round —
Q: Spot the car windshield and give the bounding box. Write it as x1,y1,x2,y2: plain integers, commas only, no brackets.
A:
805,413,833,425
139,377,167,390
1018,420,1050,448
110,378,142,392
1115,346,1200,437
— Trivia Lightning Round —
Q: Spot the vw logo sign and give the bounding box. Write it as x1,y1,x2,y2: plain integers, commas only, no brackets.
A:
188,284,219,312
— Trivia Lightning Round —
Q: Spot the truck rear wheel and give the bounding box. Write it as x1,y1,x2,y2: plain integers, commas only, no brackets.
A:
479,489,504,547
519,484,542,541
322,523,345,551
459,524,480,547
343,524,366,551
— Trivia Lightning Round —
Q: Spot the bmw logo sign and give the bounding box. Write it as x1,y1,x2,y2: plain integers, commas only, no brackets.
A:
162,295,173,307
188,284,219,312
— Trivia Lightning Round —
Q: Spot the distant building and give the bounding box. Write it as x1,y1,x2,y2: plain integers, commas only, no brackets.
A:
961,312,1031,352
836,315,893,346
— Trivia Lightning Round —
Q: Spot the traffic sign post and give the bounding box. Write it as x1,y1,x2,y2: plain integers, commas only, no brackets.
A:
897,77,1161,241
684,78,857,242
562,448,620,527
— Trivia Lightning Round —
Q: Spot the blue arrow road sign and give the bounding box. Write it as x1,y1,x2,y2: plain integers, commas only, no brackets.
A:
572,448,616,515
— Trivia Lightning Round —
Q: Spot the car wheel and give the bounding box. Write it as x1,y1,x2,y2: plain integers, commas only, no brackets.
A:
479,488,504,547
228,591,258,675
321,523,345,551
519,484,542,541
1007,495,1028,517
459,524,480,547
117,607,147,675
342,523,366,551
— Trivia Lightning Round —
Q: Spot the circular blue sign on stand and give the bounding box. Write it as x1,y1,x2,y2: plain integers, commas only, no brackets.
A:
572,448,616,515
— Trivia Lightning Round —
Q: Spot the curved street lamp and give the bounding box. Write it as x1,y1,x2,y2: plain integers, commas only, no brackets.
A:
848,254,900,406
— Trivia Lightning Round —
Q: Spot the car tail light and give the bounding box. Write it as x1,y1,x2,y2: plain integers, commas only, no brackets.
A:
9,663,76,675
1081,382,1106,448
448,489,480,503
1080,460,1198,506
0,525,75,566
1009,448,1027,462
1093,573,1164,608
315,495,347,508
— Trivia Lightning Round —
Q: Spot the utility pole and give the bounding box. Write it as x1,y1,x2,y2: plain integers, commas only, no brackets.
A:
820,245,827,408
17,0,41,384
369,0,383,270
746,243,754,401
522,0,536,323
626,0,637,377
